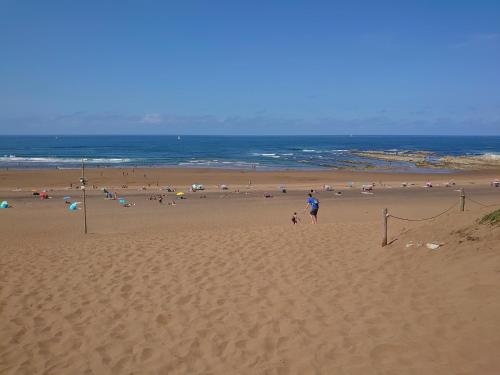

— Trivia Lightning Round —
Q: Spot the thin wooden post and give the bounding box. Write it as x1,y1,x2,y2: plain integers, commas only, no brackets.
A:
460,188,465,212
81,159,88,234
382,208,388,247
82,186,87,234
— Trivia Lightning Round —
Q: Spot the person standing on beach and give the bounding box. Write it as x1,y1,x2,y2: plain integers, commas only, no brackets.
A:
304,193,319,224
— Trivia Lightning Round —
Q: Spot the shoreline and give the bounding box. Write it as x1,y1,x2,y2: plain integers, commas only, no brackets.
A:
1,164,459,173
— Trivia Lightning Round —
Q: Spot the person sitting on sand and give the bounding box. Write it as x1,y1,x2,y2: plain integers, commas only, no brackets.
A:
304,193,319,224
291,212,300,225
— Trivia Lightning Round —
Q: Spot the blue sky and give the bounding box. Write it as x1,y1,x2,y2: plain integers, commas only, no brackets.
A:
1,0,499,135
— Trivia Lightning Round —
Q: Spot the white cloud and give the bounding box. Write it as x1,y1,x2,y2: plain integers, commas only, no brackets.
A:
2,112,500,135
476,32,500,41
451,32,500,48
140,113,163,124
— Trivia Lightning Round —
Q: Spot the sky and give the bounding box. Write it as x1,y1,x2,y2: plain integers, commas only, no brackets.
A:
1,0,499,135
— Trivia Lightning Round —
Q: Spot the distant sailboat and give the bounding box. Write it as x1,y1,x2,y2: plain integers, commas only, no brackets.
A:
177,136,181,140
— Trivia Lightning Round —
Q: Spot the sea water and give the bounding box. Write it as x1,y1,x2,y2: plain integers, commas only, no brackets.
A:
1,135,499,171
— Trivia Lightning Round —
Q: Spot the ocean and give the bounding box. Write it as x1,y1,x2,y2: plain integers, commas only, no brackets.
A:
1,135,500,171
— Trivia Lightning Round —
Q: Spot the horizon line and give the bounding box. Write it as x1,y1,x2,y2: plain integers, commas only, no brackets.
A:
2,134,500,137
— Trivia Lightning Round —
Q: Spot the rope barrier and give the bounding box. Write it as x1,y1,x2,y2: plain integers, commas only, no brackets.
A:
466,196,500,208
387,201,459,222
381,189,500,247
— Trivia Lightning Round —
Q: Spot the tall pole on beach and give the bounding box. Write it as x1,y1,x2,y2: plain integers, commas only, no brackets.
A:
81,159,88,234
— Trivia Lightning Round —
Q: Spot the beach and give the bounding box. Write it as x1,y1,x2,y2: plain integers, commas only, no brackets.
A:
1,168,500,374
3,0,500,372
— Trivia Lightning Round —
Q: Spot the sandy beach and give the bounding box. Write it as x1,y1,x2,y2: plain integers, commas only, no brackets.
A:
1,168,500,374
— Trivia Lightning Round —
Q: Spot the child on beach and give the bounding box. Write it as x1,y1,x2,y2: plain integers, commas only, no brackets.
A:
291,212,300,225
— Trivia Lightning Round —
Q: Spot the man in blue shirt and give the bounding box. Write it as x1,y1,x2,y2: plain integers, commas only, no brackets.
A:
304,193,319,224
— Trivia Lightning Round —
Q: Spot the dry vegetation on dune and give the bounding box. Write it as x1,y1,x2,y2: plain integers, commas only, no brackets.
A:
479,209,500,225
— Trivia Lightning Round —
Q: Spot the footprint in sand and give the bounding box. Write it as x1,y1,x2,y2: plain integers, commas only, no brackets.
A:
370,343,405,366
156,313,168,325
120,284,133,298
140,347,154,361
248,324,260,338
176,294,192,306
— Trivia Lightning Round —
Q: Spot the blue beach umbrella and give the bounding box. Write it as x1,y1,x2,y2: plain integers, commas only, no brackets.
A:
0,201,9,209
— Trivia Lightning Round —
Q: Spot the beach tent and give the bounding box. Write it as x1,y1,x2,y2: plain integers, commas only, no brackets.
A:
0,201,9,209
191,184,204,191
69,202,81,211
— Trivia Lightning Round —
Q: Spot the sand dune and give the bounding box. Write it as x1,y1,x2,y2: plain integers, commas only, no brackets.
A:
1,170,500,374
